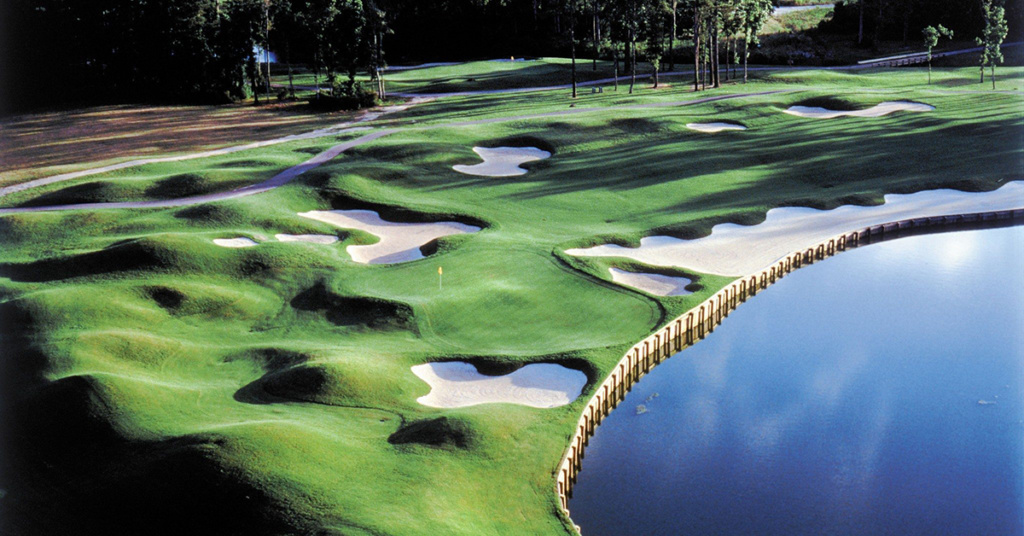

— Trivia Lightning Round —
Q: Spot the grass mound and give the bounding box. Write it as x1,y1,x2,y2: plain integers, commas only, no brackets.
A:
479,134,557,154
320,189,490,230
790,96,862,110
173,204,246,225
145,286,186,310
1,239,175,282
16,181,125,207
144,173,222,198
609,117,666,135
290,281,415,331
388,416,475,450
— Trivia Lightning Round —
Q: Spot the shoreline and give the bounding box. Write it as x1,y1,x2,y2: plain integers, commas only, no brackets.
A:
553,206,1024,534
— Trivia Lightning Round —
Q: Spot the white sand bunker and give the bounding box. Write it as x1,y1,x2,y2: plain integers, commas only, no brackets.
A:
298,209,480,264
412,361,587,409
453,146,551,177
686,122,747,133
784,100,934,119
213,237,258,248
275,233,339,244
609,268,693,296
567,181,1024,276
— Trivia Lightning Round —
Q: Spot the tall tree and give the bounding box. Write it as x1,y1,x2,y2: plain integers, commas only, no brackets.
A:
669,0,678,71
626,0,642,93
977,0,1008,90
592,0,601,71
922,24,952,85
364,0,389,98
740,0,771,83
298,0,339,96
690,0,706,91
561,0,582,98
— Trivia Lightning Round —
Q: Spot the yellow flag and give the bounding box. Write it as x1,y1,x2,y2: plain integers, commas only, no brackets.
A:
438,266,443,275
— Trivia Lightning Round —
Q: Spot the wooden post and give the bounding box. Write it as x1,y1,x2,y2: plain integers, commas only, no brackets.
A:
687,313,694,344
698,306,705,338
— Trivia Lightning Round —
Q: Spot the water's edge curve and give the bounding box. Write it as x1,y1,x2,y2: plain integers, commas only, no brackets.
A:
553,207,1024,534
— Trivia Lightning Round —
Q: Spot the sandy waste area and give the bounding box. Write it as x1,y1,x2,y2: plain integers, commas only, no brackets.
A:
686,122,747,133
412,361,587,408
784,101,934,119
299,209,480,264
609,268,693,296
568,181,1024,276
453,146,551,177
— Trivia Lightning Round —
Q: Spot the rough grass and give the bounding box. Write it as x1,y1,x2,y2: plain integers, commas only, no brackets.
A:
1,63,1022,536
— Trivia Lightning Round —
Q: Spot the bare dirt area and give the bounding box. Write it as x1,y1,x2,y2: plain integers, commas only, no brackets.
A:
0,101,357,187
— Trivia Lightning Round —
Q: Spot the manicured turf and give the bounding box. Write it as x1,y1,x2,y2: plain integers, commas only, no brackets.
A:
1,62,1022,535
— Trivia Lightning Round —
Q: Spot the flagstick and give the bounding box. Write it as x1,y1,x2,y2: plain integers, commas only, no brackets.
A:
438,267,443,290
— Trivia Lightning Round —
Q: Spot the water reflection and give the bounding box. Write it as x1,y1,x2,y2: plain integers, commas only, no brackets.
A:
570,226,1024,536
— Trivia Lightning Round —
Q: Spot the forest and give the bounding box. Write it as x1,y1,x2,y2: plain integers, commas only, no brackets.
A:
1,0,1021,111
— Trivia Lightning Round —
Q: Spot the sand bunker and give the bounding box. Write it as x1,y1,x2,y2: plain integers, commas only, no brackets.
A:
453,146,551,177
784,101,934,119
609,268,693,296
567,181,1024,276
412,361,587,408
213,237,258,248
298,209,480,264
275,233,339,244
686,122,747,133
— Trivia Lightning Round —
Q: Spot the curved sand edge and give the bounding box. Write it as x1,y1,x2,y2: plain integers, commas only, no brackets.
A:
453,146,551,177
785,100,934,119
609,268,692,296
275,233,339,244
298,209,480,264
686,122,747,133
568,181,1024,276
412,362,587,408
213,237,258,248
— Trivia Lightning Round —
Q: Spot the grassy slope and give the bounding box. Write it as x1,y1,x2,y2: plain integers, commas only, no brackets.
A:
1,63,1022,535
276,58,654,96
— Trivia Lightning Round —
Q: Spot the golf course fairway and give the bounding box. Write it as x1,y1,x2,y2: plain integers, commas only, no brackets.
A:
1,63,1022,535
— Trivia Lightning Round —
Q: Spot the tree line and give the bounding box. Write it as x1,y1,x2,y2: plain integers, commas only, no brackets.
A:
1,0,1019,112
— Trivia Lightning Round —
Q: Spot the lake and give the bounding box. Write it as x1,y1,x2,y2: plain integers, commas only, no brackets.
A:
569,225,1024,536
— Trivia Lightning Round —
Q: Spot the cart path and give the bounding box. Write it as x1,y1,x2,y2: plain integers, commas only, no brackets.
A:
0,90,786,214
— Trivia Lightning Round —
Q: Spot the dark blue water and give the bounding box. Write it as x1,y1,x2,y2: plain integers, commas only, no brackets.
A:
569,226,1024,536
